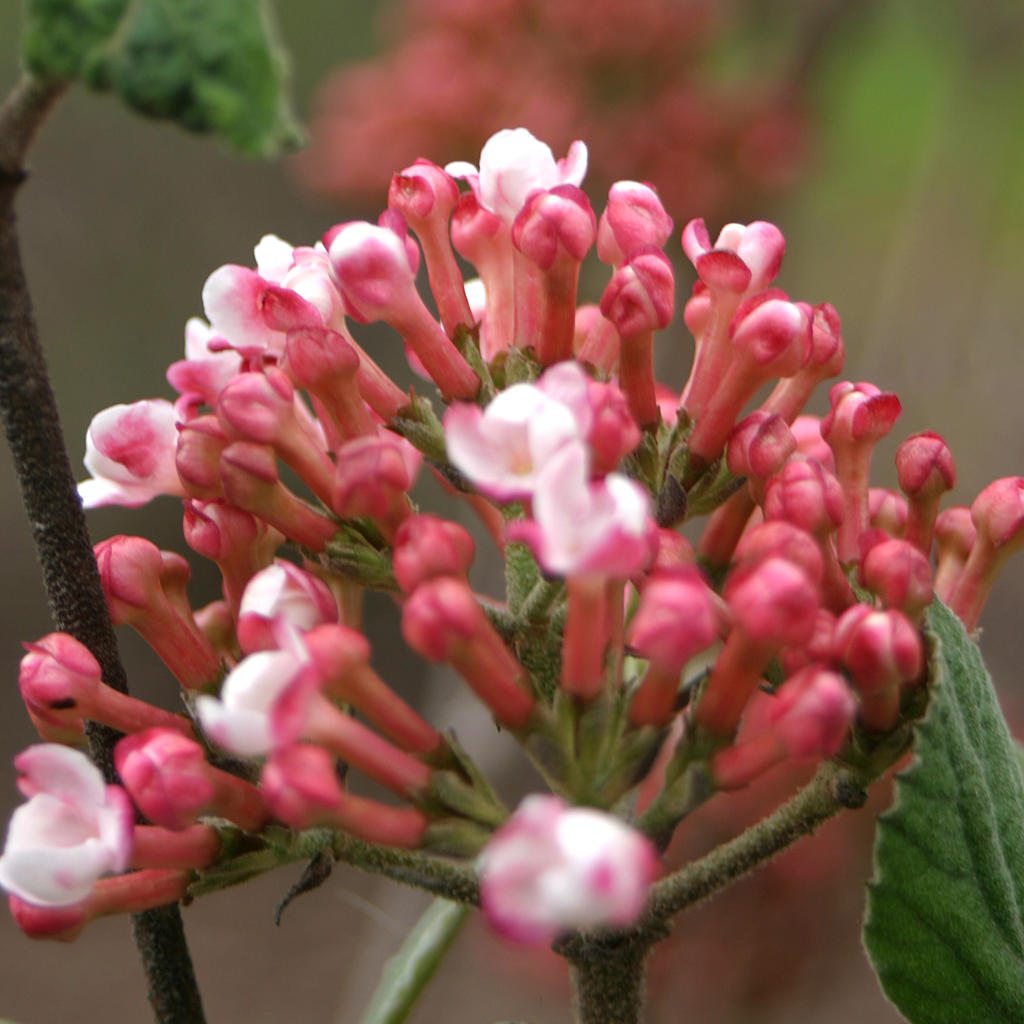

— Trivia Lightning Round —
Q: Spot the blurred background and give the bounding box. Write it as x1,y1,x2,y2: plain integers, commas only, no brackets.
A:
2,0,1024,1020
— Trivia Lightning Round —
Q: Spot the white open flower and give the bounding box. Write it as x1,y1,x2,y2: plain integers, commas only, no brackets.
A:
479,795,658,944
0,745,133,907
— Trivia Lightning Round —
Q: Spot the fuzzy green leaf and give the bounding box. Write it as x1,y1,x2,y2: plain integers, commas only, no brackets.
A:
22,0,301,155
864,598,1024,1022
358,898,469,1024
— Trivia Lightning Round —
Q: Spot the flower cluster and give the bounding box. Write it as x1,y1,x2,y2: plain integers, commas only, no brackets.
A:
4,127,1023,949
300,0,808,221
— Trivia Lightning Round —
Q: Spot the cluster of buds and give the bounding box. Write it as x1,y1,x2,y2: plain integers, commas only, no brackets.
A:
4,127,1022,949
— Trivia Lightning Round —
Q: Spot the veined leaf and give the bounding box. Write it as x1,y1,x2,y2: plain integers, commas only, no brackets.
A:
22,0,302,155
864,598,1024,1022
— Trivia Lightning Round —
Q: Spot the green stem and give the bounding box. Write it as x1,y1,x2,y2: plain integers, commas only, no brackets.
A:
0,73,204,1024
649,760,865,920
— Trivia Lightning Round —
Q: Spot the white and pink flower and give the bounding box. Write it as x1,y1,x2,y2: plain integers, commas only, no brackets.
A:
0,745,133,907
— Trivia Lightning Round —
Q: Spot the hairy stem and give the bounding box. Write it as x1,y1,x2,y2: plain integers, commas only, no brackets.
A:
0,73,205,1024
650,760,865,919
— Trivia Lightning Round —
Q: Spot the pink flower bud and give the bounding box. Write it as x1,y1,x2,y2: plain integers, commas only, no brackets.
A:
402,576,535,729
600,247,674,426
597,181,673,266
20,633,192,738
389,159,474,336
328,222,479,401
330,434,421,538
0,745,133,907
512,185,596,270
115,729,267,832
217,368,336,506
628,567,720,727
174,415,228,499
791,415,835,470
896,430,955,554
687,295,810,464
236,562,338,654
218,441,339,551
860,538,933,620
820,381,902,563
868,488,908,537
261,745,427,847
732,521,825,585
762,302,845,423
392,515,475,592
479,795,657,944
949,477,1024,630
834,606,923,732
94,536,221,690
696,557,819,737
763,459,845,538
78,400,185,509
726,411,796,484
681,218,786,295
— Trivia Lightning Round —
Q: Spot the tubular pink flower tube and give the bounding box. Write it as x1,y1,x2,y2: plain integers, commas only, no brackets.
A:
712,665,855,789
217,368,337,507
679,219,786,420
10,869,190,942
304,624,443,757
628,567,720,727
511,185,597,365
0,745,133,908
560,575,614,701
115,729,268,832
261,745,428,848
78,400,186,509
859,538,933,621
94,536,222,690
697,412,796,570
934,506,977,601
330,434,421,538
949,477,1024,631
282,326,377,442
328,222,479,401
236,562,339,655
895,430,956,555
392,514,476,593
20,633,193,738
402,576,536,730
130,824,220,871
450,192,516,359
820,381,902,563
389,159,474,336
600,247,675,427
596,181,673,267
761,302,845,424
695,557,820,737
687,295,810,465
174,415,229,500
833,606,924,732
183,500,281,617
479,795,657,945
218,441,339,552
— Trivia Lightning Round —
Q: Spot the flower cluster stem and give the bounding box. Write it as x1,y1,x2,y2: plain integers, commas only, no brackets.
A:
0,74,205,1024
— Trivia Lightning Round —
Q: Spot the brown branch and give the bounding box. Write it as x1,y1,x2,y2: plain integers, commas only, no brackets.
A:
0,72,205,1024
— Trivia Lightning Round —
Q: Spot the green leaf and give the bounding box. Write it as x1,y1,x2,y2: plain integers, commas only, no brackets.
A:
21,0,302,155
358,898,470,1024
864,598,1024,1022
